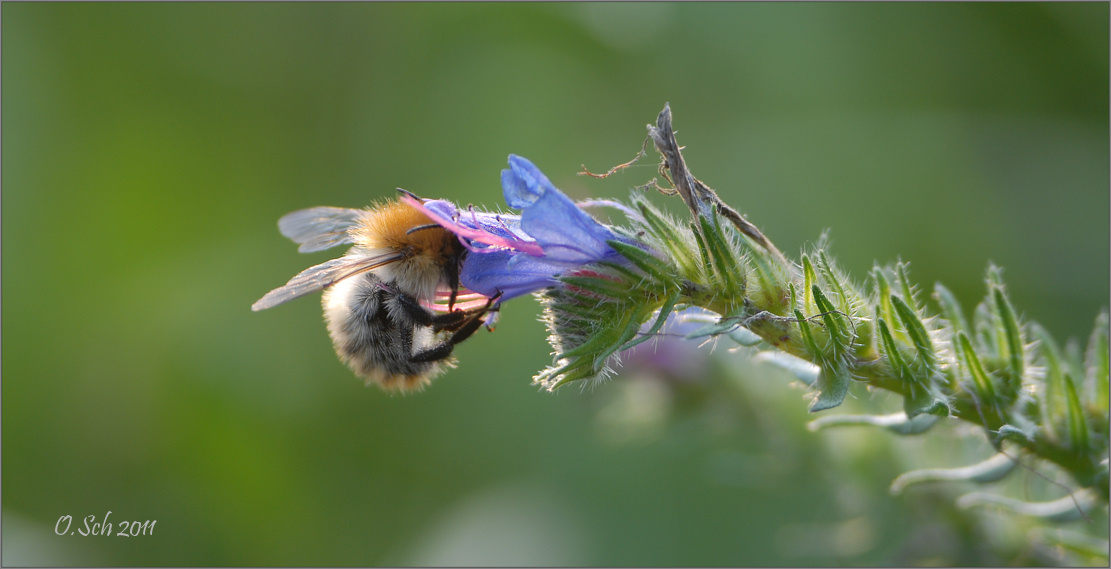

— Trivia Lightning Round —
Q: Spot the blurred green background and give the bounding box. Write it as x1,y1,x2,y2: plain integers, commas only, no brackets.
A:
4,3,1107,566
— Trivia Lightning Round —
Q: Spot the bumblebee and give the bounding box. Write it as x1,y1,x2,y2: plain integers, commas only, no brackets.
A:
252,193,497,392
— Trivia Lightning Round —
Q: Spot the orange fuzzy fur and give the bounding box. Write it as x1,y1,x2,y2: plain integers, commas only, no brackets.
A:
352,199,454,261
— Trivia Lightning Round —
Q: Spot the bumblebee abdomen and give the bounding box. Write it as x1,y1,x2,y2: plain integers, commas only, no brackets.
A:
322,273,450,392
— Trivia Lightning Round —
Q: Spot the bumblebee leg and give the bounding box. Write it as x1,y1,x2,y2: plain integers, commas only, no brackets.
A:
395,290,502,332
429,310,467,331
393,291,464,328
410,313,488,363
430,291,502,332
409,339,456,363
410,295,501,364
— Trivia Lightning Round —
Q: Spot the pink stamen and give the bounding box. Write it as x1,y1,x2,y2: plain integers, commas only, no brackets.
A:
434,290,486,302
422,287,492,313
443,298,496,311
495,214,516,235
457,237,490,255
421,296,495,313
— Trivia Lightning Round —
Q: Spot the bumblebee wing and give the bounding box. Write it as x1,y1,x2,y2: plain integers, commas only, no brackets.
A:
252,253,402,311
278,207,364,253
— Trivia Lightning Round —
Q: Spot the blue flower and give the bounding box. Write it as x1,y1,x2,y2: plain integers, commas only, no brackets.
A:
401,155,626,300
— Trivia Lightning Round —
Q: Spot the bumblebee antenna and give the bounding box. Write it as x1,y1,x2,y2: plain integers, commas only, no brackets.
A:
406,223,442,235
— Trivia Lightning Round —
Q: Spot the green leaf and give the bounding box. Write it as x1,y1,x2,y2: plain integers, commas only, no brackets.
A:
891,295,937,373
592,319,642,373
802,255,817,313
890,451,1017,494
933,283,969,334
873,267,896,335
689,222,715,285
812,285,850,357
896,262,919,311
754,351,820,386
808,411,939,435
558,324,625,360
686,321,737,339
877,318,909,378
1063,372,1089,451
982,267,1010,360
698,215,742,295
634,198,699,276
956,489,1098,523
732,228,787,313
957,331,997,401
904,385,950,419
549,295,604,320
1031,323,1065,441
809,363,851,413
727,326,763,346
794,308,823,360
993,287,1025,382
878,315,944,418
818,251,851,315
605,239,674,284
559,275,633,299
617,290,680,353
595,260,657,287
535,359,589,391
1031,528,1110,566
1086,311,1109,411
995,423,1035,444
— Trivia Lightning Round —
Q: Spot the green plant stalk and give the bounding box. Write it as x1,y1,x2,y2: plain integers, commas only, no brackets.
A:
535,104,1110,504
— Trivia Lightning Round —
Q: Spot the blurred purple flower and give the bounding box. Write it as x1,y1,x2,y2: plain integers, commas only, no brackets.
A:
403,155,627,300
619,307,716,383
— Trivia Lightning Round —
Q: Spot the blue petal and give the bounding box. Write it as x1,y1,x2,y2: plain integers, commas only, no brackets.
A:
503,155,618,264
441,156,635,300
501,155,554,209
460,249,564,300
